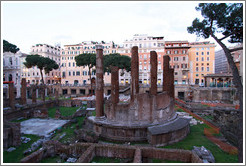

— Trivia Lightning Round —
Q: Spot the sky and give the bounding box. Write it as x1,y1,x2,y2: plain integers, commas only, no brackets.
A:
2,1,237,53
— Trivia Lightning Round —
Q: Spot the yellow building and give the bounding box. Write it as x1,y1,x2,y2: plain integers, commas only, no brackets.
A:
188,41,216,86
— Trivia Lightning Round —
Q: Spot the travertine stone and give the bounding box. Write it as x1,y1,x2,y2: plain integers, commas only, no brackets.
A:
150,51,157,95
131,46,139,101
96,45,104,117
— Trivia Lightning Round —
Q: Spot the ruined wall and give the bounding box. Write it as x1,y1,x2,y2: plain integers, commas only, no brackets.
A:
3,122,21,149
213,109,239,146
105,92,175,125
21,142,202,163
191,87,237,104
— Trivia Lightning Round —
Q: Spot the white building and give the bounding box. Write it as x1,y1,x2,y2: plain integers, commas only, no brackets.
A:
3,51,25,98
22,44,61,84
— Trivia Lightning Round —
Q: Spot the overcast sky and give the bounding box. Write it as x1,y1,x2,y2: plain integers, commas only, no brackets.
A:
2,1,236,53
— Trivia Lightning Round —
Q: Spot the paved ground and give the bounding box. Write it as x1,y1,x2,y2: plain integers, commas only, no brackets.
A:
21,118,69,136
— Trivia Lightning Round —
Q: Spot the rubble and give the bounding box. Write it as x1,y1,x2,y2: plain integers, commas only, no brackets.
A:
192,146,215,163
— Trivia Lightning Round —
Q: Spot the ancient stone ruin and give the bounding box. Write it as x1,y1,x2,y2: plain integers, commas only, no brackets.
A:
86,45,190,146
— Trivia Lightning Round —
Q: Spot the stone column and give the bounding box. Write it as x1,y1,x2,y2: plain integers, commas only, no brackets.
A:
32,86,36,103
36,89,39,99
150,51,157,95
169,68,175,99
95,45,104,117
131,46,139,101
163,55,170,92
21,78,27,105
9,83,15,109
111,66,119,104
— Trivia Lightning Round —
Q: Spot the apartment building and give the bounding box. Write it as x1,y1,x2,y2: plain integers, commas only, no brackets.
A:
118,34,165,85
3,51,24,97
165,41,190,85
189,41,216,85
60,41,118,85
22,44,61,84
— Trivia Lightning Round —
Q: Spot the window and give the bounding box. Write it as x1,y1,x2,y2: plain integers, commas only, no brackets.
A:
174,50,178,54
174,80,178,84
167,50,171,54
196,52,199,56
182,80,186,84
158,61,161,64
201,48,204,50
175,72,178,75
201,67,204,71
201,63,204,66
196,67,199,72
207,57,210,61
73,62,75,67
144,66,147,70
144,54,147,59
207,52,210,55
69,62,71,67
174,57,179,61
201,52,204,55
207,63,209,66
196,74,199,77
158,54,161,58
207,47,210,50
196,57,199,61
183,57,186,61
69,71,71,76
207,67,209,71
9,57,12,65
201,57,204,61
140,62,142,65
196,63,198,66
196,48,199,51
76,71,80,76
182,50,186,54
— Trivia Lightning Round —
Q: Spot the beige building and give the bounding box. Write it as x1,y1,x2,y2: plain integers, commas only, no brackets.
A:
22,44,61,84
188,41,216,86
118,34,165,85
60,41,118,85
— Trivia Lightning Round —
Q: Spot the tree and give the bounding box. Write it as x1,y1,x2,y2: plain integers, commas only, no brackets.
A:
3,40,20,53
187,3,243,162
23,54,59,85
104,53,131,75
75,53,96,95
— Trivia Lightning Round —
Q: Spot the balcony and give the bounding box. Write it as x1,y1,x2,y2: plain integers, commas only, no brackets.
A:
3,65,20,70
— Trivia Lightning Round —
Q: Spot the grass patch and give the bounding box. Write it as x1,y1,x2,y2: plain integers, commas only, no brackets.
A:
91,156,122,163
3,134,40,163
48,106,79,118
161,124,238,163
52,116,85,144
40,155,65,163
11,118,28,123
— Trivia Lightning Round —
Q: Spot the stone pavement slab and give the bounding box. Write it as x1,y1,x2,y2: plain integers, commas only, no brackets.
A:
21,118,69,136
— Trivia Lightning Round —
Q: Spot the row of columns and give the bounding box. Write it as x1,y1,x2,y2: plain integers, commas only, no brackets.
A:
95,46,175,118
8,78,58,109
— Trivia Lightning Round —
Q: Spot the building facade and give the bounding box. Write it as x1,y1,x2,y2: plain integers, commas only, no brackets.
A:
60,41,118,85
3,51,25,98
188,41,216,86
118,34,165,85
165,41,190,85
21,44,61,85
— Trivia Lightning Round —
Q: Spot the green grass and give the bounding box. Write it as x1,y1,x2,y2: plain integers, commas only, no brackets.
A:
91,156,122,163
3,134,40,163
48,106,79,118
161,124,238,163
11,118,28,123
40,155,65,163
